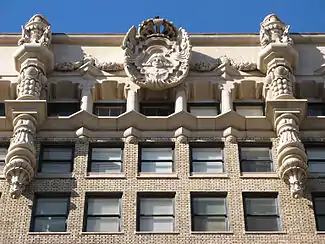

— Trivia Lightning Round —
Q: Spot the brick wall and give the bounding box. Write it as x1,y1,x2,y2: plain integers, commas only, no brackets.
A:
0,136,324,244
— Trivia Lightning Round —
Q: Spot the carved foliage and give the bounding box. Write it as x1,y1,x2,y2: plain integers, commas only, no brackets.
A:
18,14,51,48
4,114,37,198
266,65,294,99
275,113,307,197
17,65,46,99
260,14,293,47
122,17,191,90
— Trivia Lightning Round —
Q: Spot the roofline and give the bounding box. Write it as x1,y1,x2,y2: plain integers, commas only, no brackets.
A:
1,33,325,46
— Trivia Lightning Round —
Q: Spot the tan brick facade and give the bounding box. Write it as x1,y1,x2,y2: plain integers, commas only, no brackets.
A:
0,136,323,244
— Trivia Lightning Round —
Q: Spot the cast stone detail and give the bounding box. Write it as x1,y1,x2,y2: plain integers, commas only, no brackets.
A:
260,14,293,47
275,113,307,198
18,14,51,48
122,17,192,90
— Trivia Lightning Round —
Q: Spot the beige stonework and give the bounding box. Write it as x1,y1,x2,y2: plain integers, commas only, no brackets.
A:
0,13,324,243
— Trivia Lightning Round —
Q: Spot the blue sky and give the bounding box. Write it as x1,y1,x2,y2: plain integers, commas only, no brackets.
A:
0,0,324,33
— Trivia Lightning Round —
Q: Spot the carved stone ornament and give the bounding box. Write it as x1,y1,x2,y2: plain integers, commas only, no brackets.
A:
122,17,192,90
4,114,37,198
275,113,308,198
260,14,293,47
18,14,52,48
55,54,124,72
265,65,294,99
17,63,46,100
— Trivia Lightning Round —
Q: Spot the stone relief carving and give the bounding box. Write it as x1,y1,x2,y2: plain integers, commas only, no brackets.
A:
17,64,46,100
260,14,293,47
4,114,37,198
55,54,124,72
122,17,192,90
275,113,308,198
265,65,294,99
18,14,52,48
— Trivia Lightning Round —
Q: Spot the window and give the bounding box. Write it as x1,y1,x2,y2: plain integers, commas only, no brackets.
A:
93,103,126,116
308,103,325,116
191,193,228,231
138,194,175,232
0,147,8,172
84,194,122,232
188,103,220,116
89,146,123,173
243,193,281,231
140,103,174,116
234,102,265,116
39,145,74,173
140,147,174,173
240,147,273,172
30,195,70,232
0,103,5,116
190,147,224,174
47,102,80,116
312,195,325,231
306,147,325,175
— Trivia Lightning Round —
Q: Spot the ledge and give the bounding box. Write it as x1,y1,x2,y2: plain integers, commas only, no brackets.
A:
80,232,124,235
137,173,178,179
191,231,233,235
244,231,286,235
36,173,75,179
189,173,229,179
28,232,71,235
240,173,279,179
135,231,180,235
85,173,126,179
316,231,325,234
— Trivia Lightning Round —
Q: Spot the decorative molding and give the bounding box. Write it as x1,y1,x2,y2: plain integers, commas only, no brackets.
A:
55,54,124,72
122,17,192,90
18,14,51,48
260,14,293,47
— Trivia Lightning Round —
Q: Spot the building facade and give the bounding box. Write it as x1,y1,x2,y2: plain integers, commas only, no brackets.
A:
0,13,324,243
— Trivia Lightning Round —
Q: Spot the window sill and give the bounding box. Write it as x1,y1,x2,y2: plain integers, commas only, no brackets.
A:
137,173,178,179
85,173,126,179
135,231,180,235
240,173,279,179
189,173,229,179
28,232,71,235
244,231,286,235
80,232,124,235
36,173,74,179
316,231,325,234
191,231,233,235
308,174,325,179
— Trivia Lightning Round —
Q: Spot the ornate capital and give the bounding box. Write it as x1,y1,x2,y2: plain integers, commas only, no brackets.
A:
122,17,192,90
18,14,51,48
260,14,293,47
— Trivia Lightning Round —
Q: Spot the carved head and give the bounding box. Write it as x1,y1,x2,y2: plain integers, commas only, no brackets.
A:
19,14,51,47
122,18,191,90
260,14,292,47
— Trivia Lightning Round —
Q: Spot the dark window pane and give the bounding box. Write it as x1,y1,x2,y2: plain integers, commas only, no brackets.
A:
308,104,324,116
48,103,80,116
140,104,174,116
246,216,280,231
245,198,277,215
316,216,325,231
0,103,5,116
34,217,67,232
314,197,325,215
241,161,273,172
94,104,125,116
193,216,227,231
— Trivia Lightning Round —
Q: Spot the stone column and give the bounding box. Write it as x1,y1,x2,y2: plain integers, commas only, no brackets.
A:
5,14,54,198
221,85,233,113
80,84,93,113
174,84,187,113
259,14,307,198
125,85,139,112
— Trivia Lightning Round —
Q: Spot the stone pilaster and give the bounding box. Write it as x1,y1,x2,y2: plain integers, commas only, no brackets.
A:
5,14,54,198
259,14,308,198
